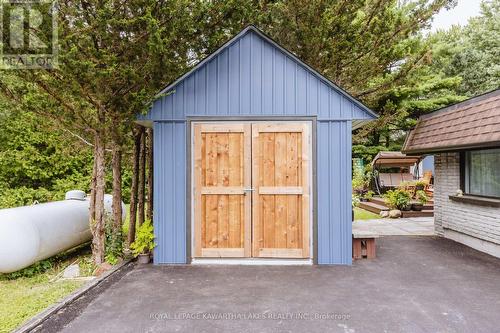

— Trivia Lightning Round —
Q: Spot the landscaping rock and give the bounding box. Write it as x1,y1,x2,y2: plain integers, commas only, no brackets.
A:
380,211,389,218
389,210,402,218
62,264,80,278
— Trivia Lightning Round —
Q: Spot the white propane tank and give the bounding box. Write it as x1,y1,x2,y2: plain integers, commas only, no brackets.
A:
0,190,126,273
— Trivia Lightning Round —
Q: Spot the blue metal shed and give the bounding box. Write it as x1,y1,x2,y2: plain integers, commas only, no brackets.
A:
138,26,376,265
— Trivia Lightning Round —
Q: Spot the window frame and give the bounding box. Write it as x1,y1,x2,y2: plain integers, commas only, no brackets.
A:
460,148,500,199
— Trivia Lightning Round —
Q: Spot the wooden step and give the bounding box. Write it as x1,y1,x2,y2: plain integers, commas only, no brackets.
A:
401,210,434,218
369,197,388,206
358,201,389,214
370,196,434,210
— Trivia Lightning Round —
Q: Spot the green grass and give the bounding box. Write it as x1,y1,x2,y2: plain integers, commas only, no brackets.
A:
0,277,83,332
354,207,381,220
0,248,92,333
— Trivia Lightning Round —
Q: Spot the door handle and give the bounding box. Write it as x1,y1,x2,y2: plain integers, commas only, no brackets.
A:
243,188,255,193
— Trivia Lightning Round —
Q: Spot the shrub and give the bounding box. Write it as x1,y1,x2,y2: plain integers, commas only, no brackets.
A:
0,259,53,280
416,190,429,204
0,187,53,209
364,190,375,200
384,189,411,210
105,214,124,265
352,163,374,194
352,168,369,194
130,220,156,257
352,194,360,208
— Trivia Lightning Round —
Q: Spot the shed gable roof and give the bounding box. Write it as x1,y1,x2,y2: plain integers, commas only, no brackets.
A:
140,25,377,123
402,89,500,154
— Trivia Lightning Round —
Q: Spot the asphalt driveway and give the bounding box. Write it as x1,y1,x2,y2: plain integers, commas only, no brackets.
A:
34,236,500,333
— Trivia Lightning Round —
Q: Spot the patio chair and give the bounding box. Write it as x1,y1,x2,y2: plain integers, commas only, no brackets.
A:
420,170,433,185
419,170,434,198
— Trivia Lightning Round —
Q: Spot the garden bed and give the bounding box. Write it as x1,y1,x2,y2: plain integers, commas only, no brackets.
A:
358,196,434,218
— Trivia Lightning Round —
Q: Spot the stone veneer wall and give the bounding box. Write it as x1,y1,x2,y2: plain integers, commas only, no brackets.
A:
434,153,500,256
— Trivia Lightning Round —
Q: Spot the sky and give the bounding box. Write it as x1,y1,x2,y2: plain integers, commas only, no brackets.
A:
431,0,482,31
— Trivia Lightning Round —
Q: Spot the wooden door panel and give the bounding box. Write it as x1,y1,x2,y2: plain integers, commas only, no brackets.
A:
194,124,251,257
194,122,311,260
252,123,311,258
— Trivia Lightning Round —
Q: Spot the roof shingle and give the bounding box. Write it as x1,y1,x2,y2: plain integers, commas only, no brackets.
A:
402,89,500,154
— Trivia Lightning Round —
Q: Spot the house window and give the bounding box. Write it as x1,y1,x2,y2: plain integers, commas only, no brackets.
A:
465,148,500,198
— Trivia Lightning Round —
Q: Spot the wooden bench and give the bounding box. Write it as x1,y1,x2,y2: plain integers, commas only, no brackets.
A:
352,231,379,259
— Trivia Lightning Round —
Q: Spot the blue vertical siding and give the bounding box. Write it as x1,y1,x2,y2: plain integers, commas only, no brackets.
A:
140,26,375,265
151,119,353,265
138,30,373,121
153,122,186,264
317,121,352,264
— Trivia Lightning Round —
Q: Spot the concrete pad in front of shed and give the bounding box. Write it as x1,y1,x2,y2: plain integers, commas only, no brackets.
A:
33,236,500,333
352,217,434,236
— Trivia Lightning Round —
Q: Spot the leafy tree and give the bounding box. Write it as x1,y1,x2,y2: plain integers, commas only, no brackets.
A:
254,0,456,103
358,0,500,151
439,0,500,96
0,0,203,265
0,97,94,208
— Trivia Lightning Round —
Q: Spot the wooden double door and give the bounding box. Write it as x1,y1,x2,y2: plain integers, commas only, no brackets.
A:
193,122,311,259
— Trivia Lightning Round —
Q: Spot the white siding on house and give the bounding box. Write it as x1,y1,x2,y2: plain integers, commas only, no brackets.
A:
434,153,500,255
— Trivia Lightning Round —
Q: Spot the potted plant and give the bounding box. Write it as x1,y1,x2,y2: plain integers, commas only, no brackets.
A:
412,190,428,211
130,220,156,264
352,169,368,197
415,180,427,191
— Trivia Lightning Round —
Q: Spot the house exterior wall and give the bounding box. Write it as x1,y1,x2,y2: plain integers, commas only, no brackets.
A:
434,153,500,257
146,28,375,265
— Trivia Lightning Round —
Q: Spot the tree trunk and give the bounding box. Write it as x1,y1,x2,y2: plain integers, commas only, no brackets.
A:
385,133,391,148
372,132,380,146
146,128,153,222
111,143,123,232
89,142,97,227
137,127,146,226
111,112,123,234
91,131,106,265
127,126,141,245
